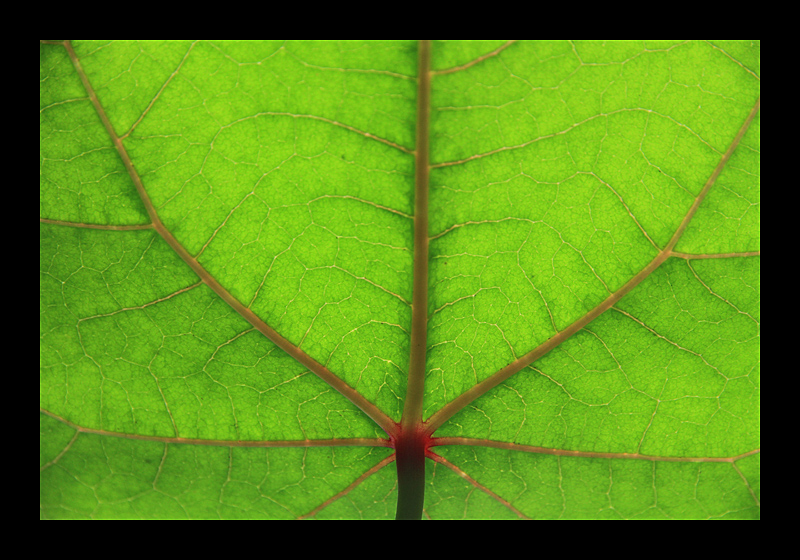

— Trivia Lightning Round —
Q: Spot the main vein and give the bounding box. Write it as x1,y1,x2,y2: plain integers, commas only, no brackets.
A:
64,41,397,439
393,40,432,522
401,40,432,433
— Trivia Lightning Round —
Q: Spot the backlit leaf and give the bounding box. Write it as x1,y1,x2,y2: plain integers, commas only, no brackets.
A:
40,40,760,520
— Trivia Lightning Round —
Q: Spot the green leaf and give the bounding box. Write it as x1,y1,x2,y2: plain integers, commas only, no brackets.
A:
40,40,760,520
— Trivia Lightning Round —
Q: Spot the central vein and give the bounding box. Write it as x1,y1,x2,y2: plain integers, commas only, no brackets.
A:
402,40,432,431
395,39,432,521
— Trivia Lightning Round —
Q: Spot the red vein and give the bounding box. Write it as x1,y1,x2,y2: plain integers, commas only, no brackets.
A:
40,217,153,230
40,409,391,449
426,450,529,519
425,95,761,435
64,40,398,438
433,41,518,76
432,438,761,463
298,454,396,519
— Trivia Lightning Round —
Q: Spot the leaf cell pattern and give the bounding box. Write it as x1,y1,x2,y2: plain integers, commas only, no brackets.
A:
40,40,760,520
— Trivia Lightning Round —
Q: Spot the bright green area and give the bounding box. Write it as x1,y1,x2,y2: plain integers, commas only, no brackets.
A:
41,41,759,520
71,39,419,422
68,40,197,137
432,446,759,519
39,414,392,520
735,453,760,505
426,40,760,418
437,257,760,458
40,224,384,441
431,40,510,71
424,457,520,519
430,40,759,164
311,462,398,520
677,111,761,254
40,44,148,225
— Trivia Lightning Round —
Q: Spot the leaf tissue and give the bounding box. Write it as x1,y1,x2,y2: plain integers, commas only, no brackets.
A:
40,40,760,520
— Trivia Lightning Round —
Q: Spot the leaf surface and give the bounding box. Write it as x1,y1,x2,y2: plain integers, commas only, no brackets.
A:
40,40,760,520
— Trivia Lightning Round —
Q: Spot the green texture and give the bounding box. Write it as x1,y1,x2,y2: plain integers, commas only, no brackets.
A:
40,40,760,520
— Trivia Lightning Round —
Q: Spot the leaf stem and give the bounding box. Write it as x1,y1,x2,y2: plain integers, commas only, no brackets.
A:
395,426,428,520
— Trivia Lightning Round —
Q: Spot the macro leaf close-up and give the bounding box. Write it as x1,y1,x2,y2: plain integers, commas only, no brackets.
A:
40,40,760,520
